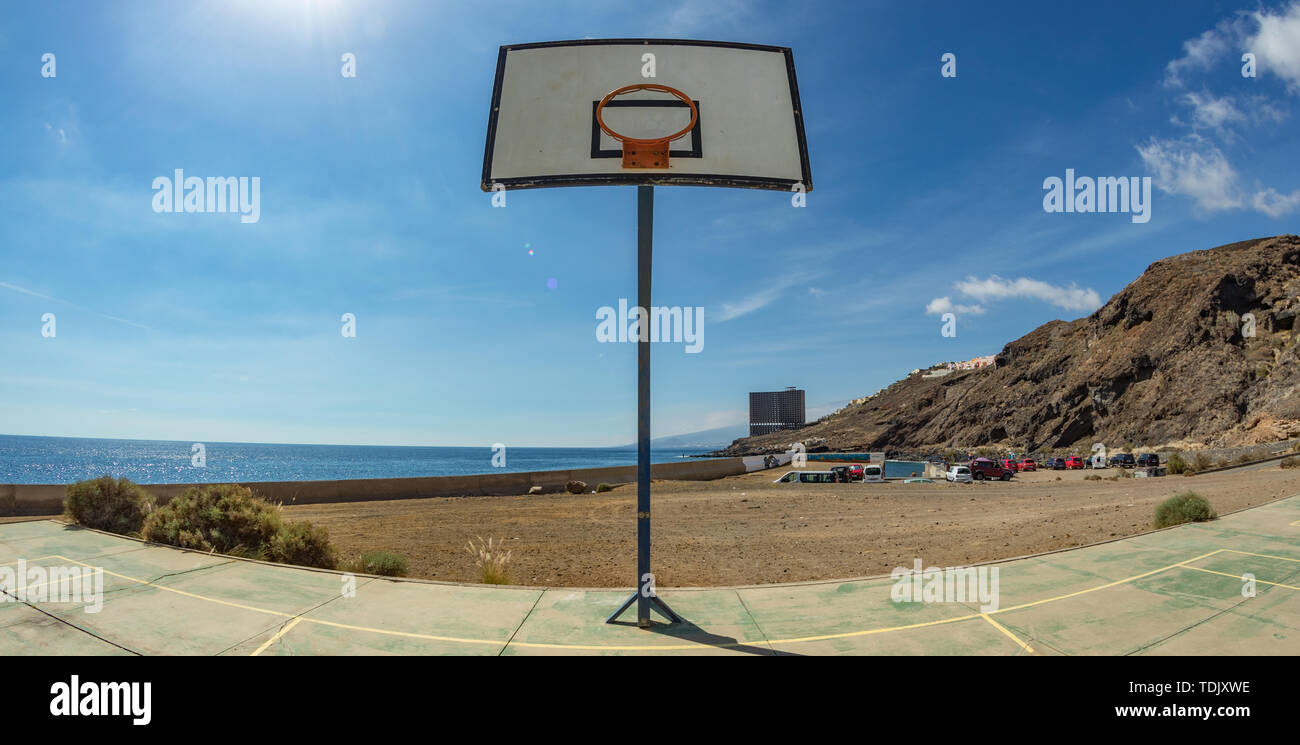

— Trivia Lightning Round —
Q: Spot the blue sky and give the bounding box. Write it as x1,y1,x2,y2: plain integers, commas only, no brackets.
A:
1,0,1298,447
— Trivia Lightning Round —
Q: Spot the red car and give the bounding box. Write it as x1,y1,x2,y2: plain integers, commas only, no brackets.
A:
1065,456,1084,469
969,458,1014,481
1019,458,1036,471
847,464,865,481
1001,458,1020,471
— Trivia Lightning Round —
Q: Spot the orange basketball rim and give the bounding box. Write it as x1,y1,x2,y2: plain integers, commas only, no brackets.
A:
595,84,699,169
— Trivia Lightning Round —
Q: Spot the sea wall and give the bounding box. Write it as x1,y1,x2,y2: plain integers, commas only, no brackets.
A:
0,453,790,516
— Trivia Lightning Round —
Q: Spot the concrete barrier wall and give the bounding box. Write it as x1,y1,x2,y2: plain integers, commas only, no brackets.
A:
0,456,761,516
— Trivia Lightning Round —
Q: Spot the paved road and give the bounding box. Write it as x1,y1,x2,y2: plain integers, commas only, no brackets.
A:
1,495,1298,655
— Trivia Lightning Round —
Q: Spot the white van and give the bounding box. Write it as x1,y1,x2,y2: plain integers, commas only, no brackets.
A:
862,465,884,482
773,470,836,484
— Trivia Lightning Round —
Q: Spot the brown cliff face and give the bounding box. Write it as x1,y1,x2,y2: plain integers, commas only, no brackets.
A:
717,235,1300,456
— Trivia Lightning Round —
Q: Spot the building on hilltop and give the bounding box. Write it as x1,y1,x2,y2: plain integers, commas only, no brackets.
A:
945,355,996,371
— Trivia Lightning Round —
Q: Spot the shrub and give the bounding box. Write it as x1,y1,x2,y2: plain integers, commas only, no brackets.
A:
595,483,613,493
1281,456,1300,470
1237,452,1255,464
1154,492,1217,528
267,521,337,569
64,476,154,535
1192,452,1213,471
466,535,512,584
141,484,336,569
345,550,408,577
1084,474,1102,481
1167,453,1187,475
565,480,587,494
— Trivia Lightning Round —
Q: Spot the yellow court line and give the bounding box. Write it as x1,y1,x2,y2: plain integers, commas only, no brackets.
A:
1290,520,1300,527
1178,564,1300,592
22,545,1261,652
251,618,302,656
981,613,1035,654
1223,548,1300,564
54,555,297,620
991,549,1225,614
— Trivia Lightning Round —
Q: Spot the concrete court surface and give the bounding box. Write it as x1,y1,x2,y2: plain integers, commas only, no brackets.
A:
0,495,1298,656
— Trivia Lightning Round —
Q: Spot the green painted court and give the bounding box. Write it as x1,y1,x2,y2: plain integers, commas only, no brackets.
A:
2,495,1298,655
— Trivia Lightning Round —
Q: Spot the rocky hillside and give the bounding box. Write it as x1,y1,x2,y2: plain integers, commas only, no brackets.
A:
716,235,1300,456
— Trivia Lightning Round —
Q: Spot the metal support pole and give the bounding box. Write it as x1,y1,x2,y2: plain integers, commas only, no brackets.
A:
606,185,682,627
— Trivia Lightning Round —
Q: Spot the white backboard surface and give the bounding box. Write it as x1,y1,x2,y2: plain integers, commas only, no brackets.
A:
481,39,812,191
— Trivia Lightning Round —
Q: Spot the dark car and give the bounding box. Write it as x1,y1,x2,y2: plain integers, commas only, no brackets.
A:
1110,453,1136,468
968,458,1013,481
1046,457,1066,470
1136,453,1160,468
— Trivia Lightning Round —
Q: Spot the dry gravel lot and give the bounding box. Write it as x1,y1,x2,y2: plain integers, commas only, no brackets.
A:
282,464,1300,587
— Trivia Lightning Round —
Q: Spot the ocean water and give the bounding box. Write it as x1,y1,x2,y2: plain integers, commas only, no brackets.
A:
0,434,718,485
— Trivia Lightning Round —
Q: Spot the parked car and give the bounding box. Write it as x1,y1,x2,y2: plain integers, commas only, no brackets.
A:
1001,458,1020,472
1136,453,1160,468
946,465,972,483
862,464,884,482
830,465,852,482
1018,458,1037,471
1045,457,1066,470
847,464,865,481
1110,453,1136,468
968,458,1013,481
1065,455,1084,469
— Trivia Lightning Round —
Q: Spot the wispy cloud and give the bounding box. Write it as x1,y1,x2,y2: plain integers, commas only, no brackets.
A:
715,272,815,322
924,297,985,316
0,281,154,331
1137,134,1242,211
945,275,1102,313
1149,3,1300,217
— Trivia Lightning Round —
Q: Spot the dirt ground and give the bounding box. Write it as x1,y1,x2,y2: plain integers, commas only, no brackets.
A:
281,463,1300,588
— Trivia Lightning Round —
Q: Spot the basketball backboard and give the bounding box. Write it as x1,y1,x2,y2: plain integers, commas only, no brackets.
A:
481,39,812,192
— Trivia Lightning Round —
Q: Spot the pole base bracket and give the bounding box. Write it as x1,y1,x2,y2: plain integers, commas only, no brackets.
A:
605,593,684,627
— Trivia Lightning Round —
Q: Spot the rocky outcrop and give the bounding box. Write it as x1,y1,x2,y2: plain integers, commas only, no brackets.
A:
715,235,1300,455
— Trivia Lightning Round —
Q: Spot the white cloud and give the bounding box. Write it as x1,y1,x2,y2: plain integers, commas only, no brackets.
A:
953,276,1103,313
1252,187,1300,217
924,297,985,316
1179,91,1245,131
1163,3,1300,93
1136,135,1242,211
716,272,814,322
1164,22,1236,87
1249,2,1300,92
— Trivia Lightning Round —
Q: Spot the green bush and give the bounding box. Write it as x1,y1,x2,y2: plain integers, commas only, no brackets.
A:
1084,474,1102,481
268,521,338,569
1154,492,1217,529
1281,456,1300,470
141,484,336,569
64,476,154,535
345,550,409,577
1167,453,1187,475
595,482,613,493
